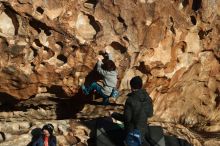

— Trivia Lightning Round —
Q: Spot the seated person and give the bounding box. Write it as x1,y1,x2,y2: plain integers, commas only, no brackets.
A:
32,123,56,146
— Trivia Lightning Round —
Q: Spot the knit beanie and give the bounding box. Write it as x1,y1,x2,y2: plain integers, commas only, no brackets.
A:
42,124,54,135
130,76,143,89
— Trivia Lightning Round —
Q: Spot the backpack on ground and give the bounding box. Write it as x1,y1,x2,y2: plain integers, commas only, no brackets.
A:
124,129,142,146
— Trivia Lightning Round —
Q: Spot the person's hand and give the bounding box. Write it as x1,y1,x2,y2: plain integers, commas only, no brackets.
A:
105,47,111,54
97,55,104,61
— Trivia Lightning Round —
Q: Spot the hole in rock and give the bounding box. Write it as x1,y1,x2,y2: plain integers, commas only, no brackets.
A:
43,46,53,54
41,62,46,66
182,0,189,7
29,18,52,35
34,39,43,47
190,16,197,25
123,36,129,42
202,101,207,106
3,4,19,35
170,17,174,23
136,61,151,75
169,17,176,34
0,132,6,141
206,122,211,126
31,62,36,68
110,41,127,53
44,30,52,36
117,15,127,29
180,41,187,53
31,46,38,57
192,0,202,11
72,45,78,49
72,45,79,52
215,89,220,108
85,0,98,7
0,92,19,111
57,54,67,63
198,29,212,40
36,7,44,14
177,58,180,63
47,85,67,98
56,41,64,48
198,30,205,39
170,25,176,34
87,14,102,37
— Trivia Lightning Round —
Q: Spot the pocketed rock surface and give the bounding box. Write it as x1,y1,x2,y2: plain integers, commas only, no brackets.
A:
0,0,219,145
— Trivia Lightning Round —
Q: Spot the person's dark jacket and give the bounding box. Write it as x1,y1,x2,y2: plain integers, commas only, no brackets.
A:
32,135,56,146
124,89,153,135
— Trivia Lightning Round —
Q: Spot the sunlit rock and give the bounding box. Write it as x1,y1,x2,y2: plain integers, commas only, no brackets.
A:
75,12,96,43
0,0,219,145
0,12,15,36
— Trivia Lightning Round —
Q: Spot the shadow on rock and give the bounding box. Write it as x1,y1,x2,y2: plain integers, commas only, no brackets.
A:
82,117,125,146
0,92,19,112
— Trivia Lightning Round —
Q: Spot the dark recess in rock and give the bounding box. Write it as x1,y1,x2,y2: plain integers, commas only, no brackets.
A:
31,62,36,68
0,92,18,111
110,41,127,53
215,89,220,108
180,41,187,53
57,54,67,63
198,29,212,40
182,0,189,7
135,61,151,75
47,85,67,98
36,6,44,14
190,16,197,25
3,3,19,35
56,41,64,48
29,18,52,36
34,39,43,47
0,132,6,141
170,17,176,34
85,0,98,8
192,0,202,11
31,46,38,57
87,14,102,38
117,15,127,29
123,36,129,42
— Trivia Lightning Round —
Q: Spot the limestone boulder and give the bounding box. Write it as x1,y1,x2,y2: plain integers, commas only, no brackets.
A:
0,12,15,36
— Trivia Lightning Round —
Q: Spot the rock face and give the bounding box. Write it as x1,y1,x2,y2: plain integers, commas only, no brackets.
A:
0,0,219,145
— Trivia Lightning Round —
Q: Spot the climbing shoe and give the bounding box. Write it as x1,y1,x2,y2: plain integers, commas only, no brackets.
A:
103,98,110,106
